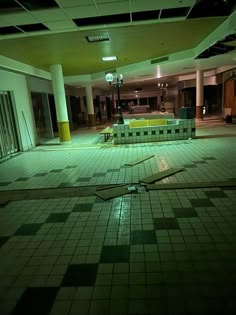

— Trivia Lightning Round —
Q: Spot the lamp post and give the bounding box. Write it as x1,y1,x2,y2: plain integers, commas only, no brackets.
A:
105,73,124,124
157,83,168,112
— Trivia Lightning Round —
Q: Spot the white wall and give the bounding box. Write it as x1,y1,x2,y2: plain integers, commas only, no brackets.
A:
27,76,81,97
0,69,36,151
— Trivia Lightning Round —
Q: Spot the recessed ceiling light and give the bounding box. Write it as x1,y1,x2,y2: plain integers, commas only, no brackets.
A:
86,35,110,43
102,56,118,61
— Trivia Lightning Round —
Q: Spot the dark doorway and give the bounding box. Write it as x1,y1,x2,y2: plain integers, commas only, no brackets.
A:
48,94,58,132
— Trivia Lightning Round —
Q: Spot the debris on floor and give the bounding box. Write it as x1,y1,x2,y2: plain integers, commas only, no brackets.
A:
95,186,131,200
124,154,155,166
127,185,137,192
146,180,236,190
139,167,184,184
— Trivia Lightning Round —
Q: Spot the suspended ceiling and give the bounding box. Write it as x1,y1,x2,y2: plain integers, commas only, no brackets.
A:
0,0,236,86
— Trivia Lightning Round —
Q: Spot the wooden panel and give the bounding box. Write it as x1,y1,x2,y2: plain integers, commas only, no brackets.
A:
139,167,184,184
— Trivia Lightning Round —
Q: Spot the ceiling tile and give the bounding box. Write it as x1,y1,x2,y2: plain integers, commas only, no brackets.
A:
30,8,67,22
131,0,195,12
97,1,130,15
1,12,38,26
44,20,77,31
57,0,94,8
64,5,99,19
0,17,10,27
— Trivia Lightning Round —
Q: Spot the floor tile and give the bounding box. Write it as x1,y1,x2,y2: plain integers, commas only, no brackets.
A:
192,160,207,164
0,200,9,207
130,230,157,245
14,223,43,235
182,164,197,168
107,169,120,172
89,300,109,315
202,157,216,160
173,207,198,218
15,177,30,181
0,236,9,248
34,173,48,176
11,287,58,315
76,177,91,182
100,245,130,263
50,169,63,173
93,173,106,177
0,182,11,186
109,299,128,314
153,218,180,230
62,264,98,286
1,121,236,315
58,182,74,187
72,204,93,212
190,199,214,207
204,191,228,198
70,300,90,315
46,213,70,223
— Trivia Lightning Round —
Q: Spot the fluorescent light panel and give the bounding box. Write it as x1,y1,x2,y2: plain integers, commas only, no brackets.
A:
102,56,118,61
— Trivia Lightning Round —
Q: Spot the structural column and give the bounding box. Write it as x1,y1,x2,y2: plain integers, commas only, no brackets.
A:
85,85,96,127
50,64,71,144
196,70,204,119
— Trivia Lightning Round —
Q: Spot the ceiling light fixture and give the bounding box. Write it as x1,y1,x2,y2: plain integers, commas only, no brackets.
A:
102,56,118,61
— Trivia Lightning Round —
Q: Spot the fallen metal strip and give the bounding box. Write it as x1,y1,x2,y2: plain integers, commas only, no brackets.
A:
124,154,155,166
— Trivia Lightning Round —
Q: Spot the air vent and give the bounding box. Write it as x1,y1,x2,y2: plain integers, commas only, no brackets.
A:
188,0,236,19
86,35,110,43
18,0,59,10
18,23,49,32
0,26,22,35
73,13,130,27
151,56,169,64
160,7,190,19
132,10,160,21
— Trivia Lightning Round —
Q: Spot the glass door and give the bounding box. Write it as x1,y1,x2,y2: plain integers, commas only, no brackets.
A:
31,92,54,144
0,91,19,159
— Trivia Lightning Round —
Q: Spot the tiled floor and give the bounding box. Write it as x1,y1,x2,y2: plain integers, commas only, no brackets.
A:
0,119,236,315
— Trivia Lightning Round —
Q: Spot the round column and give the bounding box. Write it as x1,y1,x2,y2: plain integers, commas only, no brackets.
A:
50,64,71,144
196,70,204,119
85,85,96,127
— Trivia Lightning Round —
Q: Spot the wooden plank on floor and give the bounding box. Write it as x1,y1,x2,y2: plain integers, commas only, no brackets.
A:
124,154,155,166
96,184,124,191
95,186,130,200
146,180,236,190
139,167,184,184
